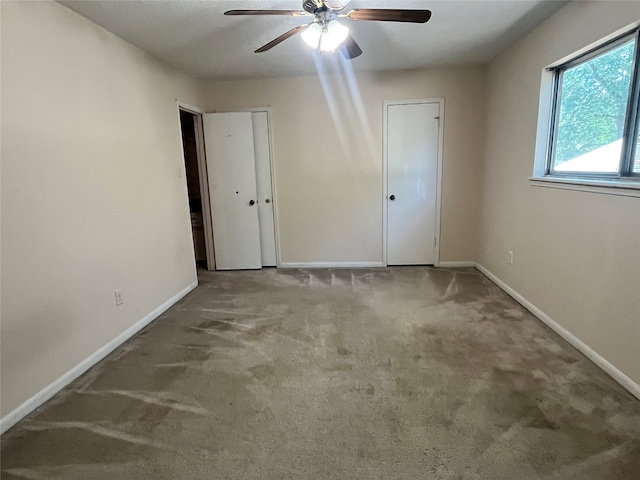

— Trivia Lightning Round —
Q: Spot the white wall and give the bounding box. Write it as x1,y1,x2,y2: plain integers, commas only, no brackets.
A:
479,1,640,386
1,1,204,417
204,65,487,265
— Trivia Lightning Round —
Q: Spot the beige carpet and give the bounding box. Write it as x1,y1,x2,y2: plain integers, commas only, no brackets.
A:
2,267,639,479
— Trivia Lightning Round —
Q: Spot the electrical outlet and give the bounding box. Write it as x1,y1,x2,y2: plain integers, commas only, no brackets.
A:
114,289,123,306
508,250,514,265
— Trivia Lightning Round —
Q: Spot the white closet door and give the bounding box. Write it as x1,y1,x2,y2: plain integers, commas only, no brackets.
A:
387,102,440,265
250,111,277,267
203,112,262,270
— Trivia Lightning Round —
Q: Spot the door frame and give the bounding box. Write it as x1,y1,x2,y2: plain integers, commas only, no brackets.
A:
177,100,216,271
382,98,444,267
217,106,282,268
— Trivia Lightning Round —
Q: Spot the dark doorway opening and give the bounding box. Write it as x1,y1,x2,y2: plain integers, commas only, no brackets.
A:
179,109,208,269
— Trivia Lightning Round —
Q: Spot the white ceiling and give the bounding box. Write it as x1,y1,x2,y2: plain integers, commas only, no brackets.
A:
58,0,569,81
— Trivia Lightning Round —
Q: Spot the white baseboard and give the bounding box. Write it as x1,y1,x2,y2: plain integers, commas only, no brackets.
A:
437,261,476,268
280,262,475,269
475,263,640,401
280,262,385,269
0,281,198,435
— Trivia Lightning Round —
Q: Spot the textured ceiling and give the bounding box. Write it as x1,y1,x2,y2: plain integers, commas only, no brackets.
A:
57,0,569,80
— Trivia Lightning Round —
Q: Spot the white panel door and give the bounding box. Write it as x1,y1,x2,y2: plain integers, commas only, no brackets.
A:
250,111,277,267
203,112,262,270
387,102,439,265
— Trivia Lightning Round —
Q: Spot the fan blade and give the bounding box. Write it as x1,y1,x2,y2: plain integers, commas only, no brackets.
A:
255,25,309,53
340,34,362,59
346,9,432,23
224,10,309,17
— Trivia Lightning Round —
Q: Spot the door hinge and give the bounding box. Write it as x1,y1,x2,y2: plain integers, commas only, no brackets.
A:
434,237,437,247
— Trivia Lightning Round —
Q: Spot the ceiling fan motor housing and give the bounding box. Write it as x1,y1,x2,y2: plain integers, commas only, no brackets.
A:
303,1,321,14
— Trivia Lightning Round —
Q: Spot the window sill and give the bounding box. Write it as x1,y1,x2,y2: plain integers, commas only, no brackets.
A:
529,176,640,198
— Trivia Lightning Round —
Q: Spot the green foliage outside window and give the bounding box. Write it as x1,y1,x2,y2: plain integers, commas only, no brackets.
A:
554,39,635,166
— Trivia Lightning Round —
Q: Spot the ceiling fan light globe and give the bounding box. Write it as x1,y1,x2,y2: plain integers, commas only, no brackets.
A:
301,23,322,48
319,20,349,52
325,0,346,9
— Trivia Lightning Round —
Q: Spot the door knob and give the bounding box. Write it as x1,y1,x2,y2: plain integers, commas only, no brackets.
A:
249,200,255,206
265,199,270,204
389,195,396,200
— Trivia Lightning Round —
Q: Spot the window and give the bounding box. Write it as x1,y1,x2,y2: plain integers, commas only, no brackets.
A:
547,28,640,180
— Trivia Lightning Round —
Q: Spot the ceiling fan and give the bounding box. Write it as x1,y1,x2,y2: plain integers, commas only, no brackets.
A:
224,1,432,59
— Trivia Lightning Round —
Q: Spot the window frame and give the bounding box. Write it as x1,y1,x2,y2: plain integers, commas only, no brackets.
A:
546,27,640,181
